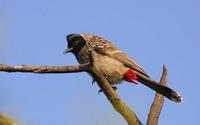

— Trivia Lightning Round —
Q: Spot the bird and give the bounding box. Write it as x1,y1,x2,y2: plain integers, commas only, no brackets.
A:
63,33,183,103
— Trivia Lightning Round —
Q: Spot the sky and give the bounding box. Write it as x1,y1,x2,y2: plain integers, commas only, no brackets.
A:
0,0,199,125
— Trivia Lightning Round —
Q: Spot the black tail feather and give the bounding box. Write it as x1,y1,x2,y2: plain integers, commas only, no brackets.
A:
137,74,183,103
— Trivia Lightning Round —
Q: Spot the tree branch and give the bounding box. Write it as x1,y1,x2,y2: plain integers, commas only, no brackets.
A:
147,65,168,125
0,60,169,125
0,63,89,73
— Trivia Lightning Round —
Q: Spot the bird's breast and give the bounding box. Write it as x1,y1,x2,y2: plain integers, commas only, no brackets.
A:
75,46,129,84
91,53,128,84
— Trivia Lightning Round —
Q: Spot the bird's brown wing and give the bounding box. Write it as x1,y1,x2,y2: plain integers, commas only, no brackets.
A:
112,52,149,78
91,37,149,78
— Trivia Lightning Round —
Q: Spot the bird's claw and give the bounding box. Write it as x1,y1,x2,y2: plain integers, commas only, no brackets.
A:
98,86,118,94
112,86,118,91
92,79,96,85
98,89,103,94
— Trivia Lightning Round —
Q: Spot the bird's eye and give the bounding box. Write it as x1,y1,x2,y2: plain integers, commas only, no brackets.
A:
73,40,79,46
67,37,81,48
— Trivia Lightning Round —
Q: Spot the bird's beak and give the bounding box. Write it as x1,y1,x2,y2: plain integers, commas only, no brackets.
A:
63,47,73,54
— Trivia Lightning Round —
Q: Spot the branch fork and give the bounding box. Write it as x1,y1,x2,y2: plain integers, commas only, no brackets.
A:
0,51,168,125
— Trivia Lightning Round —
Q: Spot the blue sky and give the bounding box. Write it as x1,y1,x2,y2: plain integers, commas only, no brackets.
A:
0,0,199,125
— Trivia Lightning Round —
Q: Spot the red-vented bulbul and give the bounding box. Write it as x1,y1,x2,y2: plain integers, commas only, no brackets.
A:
64,33,183,103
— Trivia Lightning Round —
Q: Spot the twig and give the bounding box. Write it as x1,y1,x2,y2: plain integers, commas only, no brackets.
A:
147,65,167,125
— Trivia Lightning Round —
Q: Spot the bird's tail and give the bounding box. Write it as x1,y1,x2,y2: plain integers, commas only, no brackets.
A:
136,74,183,103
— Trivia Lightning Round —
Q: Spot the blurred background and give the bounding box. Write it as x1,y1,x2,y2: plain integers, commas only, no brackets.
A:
0,0,199,125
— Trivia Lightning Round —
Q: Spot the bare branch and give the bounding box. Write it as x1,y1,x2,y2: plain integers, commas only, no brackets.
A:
89,51,142,125
0,63,90,73
0,60,170,125
147,65,168,125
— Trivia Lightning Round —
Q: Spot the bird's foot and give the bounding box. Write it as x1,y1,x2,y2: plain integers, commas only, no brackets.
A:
98,86,118,94
112,86,118,91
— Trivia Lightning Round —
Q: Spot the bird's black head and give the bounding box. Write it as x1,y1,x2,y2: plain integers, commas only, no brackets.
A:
63,34,86,54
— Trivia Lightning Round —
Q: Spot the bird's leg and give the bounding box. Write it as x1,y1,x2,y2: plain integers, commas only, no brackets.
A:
97,75,118,93
88,72,96,85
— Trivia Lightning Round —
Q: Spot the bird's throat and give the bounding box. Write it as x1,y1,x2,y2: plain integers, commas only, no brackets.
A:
124,69,138,84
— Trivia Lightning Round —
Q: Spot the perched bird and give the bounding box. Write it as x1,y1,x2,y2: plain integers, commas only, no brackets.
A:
64,33,183,103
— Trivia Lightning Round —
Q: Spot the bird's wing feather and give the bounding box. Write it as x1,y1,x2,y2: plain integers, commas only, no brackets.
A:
91,36,149,78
